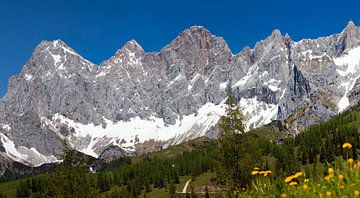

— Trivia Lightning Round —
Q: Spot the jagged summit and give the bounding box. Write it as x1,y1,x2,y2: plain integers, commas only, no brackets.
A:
117,39,144,54
2,24,360,169
271,29,282,37
345,20,356,30
173,25,214,44
339,20,359,36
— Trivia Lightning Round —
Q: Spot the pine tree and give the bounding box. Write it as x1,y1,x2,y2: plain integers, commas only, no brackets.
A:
168,180,176,198
205,185,210,198
216,92,260,190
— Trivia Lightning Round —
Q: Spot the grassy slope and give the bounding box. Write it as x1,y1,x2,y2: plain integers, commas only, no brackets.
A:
0,127,283,197
0,178,22,197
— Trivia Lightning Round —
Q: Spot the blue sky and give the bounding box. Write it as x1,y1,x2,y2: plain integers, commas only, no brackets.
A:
0,0,359,97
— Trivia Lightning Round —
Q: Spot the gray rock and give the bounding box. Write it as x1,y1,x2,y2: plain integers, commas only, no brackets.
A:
1,22,360,166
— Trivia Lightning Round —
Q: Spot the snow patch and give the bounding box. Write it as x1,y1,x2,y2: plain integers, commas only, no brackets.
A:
301,50,329,60
1,124,11,131
239,97,278,131
168,74,184,87
188,74,203,91
219,81,228,90
62,46,78,56
334,46,360,76
24,74,33,81
0,133,59,166
96,71,108,77
48,102,226,158
233,64,258,88
334,46,360,112
51,53,61,66
263,79,282,92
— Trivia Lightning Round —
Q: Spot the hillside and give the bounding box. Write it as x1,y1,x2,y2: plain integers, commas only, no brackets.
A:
1,102,360,197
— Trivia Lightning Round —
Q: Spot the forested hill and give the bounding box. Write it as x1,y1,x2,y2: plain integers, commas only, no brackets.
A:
3,103,360,197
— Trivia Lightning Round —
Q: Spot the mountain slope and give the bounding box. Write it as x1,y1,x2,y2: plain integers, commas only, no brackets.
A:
1,22,360,167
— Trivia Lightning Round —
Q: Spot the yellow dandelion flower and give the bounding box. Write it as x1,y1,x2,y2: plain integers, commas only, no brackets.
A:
354,164,358,169
263,170,272,176
303,184,308,190
355,191,360,196
294,171,303,178
259,171,266,175
289,181,297,187
324,176,331,181
338,174,344,180
348,158,354,164
251,170,259,175
328,167,334,175
343,143,352,150
304,178,309,183
285,176,294,183
340,185,345,190
281,193,287,198
253,167,259,170
326,191,332,196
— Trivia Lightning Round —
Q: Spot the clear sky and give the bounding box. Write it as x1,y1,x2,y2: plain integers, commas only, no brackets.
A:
0,0,359,97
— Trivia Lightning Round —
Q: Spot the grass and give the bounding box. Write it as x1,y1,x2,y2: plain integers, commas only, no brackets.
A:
0,178,23,197
190,172,215,189
131,136,212,164
244,143,360,197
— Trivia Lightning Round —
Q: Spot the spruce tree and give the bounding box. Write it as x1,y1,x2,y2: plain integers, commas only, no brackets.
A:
216,92,260,190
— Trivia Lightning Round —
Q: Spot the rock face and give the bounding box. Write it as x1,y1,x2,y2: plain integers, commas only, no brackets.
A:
1,22,360,167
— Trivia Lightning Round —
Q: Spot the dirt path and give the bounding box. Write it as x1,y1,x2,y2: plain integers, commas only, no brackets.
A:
182,179,191,193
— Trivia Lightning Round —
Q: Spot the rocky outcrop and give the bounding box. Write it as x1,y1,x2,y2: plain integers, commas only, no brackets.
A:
1,22,360,167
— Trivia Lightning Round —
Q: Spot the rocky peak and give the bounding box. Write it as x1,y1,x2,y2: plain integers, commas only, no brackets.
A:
102,40,145,68
182,26,212,38
33,39,78,56
115,39,144,55
343,20,357,32
336,21,360,56
3,24,360,168
270,29,283,40
167,26,214,50
22,39,95,81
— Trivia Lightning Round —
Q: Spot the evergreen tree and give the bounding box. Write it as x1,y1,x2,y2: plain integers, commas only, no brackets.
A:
216,92,260,190
168,180,176,198
205,185,210,198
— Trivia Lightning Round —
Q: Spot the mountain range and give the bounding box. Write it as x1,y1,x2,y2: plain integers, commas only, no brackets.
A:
1,21,360,170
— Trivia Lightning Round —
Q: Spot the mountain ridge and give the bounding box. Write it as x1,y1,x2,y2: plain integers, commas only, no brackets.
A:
1,21,360,169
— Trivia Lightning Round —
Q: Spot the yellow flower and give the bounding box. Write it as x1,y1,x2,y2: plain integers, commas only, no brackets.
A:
354,164,358,169
294,171,303,178
324,176,331,181
285,176,294,183
340,185,345,189
328,167,334,175
253,167,259,170
263,170,272,176
281,193,287,198
343,143,352,150
348,158,354,164
251,170,259,175
338,174,344,180
326,191,332,196
355,191,360,196
303,184,308,190
289,181,297,187
304,178,309,183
